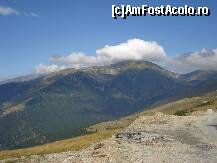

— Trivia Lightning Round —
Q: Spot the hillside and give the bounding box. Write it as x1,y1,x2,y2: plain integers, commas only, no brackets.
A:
87,90,217,132
0,90,217,161
0,60,217,150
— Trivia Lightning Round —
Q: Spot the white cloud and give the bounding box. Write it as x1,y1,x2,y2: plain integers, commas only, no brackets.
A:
35,64,65,74
0,6,38,17
0,6,19,15
23,12,39,17
96,39,167,62
50,52,101,68
166,49,217,73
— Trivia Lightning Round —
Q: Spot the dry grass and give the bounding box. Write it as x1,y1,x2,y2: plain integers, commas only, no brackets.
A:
0,130,115,160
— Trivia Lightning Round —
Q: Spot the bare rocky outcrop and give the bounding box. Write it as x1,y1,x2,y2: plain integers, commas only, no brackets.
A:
3,110,217,163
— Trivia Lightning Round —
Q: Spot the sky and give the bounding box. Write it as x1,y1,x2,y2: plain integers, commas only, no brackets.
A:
0,0,217,78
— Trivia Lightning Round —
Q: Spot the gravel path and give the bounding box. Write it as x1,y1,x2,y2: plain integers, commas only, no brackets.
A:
2,110,217,163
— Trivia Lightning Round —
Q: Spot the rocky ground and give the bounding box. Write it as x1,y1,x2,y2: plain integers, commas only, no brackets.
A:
2,110,217,163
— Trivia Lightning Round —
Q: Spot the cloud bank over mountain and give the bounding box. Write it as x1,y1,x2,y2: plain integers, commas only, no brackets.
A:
166,49,217,73
35,64,66,74
34,39,217,74
35,39,167,73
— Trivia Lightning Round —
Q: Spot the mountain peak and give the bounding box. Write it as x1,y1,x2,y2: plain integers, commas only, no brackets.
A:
109,60,160,69
87,60,171,76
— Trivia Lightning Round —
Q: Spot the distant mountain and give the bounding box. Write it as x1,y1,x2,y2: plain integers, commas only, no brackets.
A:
180,70,217,95
0,78,8,82
180,70,217,83
0,60,217,150
0,74,42,85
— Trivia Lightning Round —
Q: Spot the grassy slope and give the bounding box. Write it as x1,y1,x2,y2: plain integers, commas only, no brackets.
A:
88,90,217,132
1,90,217,160
0,131,115,160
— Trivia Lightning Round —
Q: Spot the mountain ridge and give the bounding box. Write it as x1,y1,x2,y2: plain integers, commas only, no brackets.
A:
0,60,217,150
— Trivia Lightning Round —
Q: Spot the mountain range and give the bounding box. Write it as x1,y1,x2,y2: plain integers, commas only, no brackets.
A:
0,60,217,150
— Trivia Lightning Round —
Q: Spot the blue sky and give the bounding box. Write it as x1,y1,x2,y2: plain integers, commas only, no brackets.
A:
0,0,217,77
